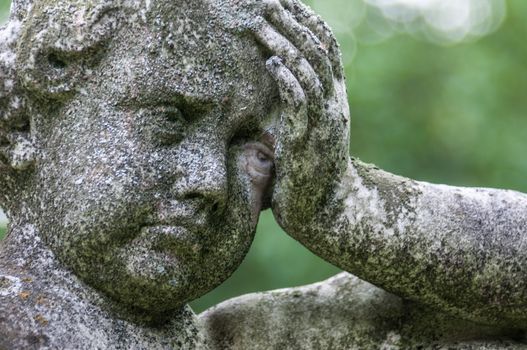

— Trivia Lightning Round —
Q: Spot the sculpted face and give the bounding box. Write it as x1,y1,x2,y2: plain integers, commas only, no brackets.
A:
31,2,277,313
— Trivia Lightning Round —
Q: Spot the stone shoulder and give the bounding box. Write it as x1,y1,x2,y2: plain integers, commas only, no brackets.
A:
0,268,208,350
0,268,116,349
0,272,54,349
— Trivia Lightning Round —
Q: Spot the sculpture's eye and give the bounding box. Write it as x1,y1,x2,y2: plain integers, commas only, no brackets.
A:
244,142,274,183
254,149,273,174
150,105,188,146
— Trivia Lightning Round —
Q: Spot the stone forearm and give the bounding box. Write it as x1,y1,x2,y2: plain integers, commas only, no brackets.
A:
200,273,525,348
200,273,404,349
301,158,527,327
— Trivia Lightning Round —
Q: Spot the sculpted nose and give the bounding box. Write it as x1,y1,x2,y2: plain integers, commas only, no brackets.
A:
173,143,228,212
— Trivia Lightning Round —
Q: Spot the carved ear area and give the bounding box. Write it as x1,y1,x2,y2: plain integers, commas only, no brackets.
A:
0,131,36,171
18,47,86,99
16,3,122,99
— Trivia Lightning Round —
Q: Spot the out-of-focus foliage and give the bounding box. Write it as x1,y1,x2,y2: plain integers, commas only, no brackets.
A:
337,0,527,194
1,0,527,313
312,0,507,46
0,0,8,22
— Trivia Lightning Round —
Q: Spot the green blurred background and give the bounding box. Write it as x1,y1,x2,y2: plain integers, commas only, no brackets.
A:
1,0,526,313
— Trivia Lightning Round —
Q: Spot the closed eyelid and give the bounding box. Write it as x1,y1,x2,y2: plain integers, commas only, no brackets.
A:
117,94,215,120
243,142,274,159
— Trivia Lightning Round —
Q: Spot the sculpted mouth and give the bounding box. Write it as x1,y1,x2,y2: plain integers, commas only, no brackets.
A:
140,200,211,254
142,214,208,234
148,200,209,228
140,223,204,256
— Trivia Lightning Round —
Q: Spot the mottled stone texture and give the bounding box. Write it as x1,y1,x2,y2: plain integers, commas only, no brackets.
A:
0,0,526,348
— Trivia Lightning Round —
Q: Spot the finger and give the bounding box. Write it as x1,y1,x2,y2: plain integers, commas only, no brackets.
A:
265,56,308,145
263,1,334,96
254,20,324,105
279,0,344,80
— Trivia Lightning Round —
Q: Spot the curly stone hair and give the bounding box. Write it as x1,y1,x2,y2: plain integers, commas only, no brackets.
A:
0,17,27,168
0,0,139,210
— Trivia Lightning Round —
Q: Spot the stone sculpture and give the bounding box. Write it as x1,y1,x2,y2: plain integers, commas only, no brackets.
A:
1,0,526,348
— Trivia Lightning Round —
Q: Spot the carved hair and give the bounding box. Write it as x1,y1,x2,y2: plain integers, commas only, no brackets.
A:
0,0,153,217
0,16,27,170
0,0,132,203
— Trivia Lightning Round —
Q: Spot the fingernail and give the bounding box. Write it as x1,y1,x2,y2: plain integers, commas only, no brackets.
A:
266,56,283,68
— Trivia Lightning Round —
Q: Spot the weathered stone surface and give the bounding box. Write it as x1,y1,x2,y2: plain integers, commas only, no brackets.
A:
0,0,526,348
201,273,526,349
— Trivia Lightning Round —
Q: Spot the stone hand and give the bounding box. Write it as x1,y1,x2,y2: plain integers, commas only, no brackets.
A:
253,0,351,235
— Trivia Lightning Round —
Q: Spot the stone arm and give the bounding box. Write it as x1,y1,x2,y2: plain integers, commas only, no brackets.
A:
199,273,525,349
296,159,527,329
199,273,404,349
255,0,527,330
